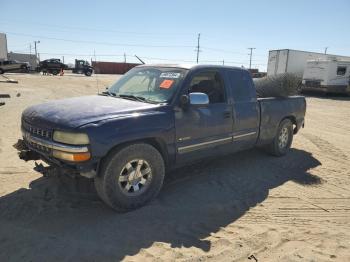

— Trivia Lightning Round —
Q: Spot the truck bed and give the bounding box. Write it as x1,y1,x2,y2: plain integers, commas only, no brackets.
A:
257,96,306,145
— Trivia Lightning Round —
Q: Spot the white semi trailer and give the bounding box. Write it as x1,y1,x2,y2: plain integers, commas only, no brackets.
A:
0,33,8,61
302,59,350,94
267,49,350,77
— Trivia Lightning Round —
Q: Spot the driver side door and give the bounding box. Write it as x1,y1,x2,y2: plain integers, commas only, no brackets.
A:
175,69,234,164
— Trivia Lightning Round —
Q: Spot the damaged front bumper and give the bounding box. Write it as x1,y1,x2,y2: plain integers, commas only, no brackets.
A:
15,138,98,179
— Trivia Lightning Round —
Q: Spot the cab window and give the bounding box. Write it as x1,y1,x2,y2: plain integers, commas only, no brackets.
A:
188,71,226,104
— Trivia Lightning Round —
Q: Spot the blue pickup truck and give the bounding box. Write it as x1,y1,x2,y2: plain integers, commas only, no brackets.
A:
18,64,306,211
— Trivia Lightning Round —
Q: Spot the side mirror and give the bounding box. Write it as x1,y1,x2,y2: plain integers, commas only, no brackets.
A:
189,92,209,105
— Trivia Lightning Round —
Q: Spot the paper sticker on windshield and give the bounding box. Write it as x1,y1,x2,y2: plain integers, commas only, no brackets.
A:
160,79,174,89
160,72,181,79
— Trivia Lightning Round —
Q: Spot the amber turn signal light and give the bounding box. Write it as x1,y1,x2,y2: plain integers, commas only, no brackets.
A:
52,150,91,162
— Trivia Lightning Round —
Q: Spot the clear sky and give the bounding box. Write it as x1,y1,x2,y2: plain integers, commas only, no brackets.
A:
1,0,350,71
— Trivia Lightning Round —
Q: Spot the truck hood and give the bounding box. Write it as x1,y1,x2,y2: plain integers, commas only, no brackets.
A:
22,95,160,129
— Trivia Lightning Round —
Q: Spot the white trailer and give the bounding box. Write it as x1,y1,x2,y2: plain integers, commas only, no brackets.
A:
0,33,8,61
267,49,350,77
302,59,350,94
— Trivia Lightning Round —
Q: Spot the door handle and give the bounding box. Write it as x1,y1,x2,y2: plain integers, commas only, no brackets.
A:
223,111,231,118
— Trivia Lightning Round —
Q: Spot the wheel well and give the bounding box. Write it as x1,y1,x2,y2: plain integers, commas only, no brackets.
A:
282,116,298,134
98,138,169,173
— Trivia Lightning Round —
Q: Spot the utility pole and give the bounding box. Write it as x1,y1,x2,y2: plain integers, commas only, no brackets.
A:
248,47,256,69
62,56,64,64
222,59,225,65
34,40,40,59
196,33,201,64
324,47,328,54
29,44,32,55
124,53,126,63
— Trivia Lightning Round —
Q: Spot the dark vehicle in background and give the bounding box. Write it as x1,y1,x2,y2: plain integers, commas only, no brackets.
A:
0,60,29,74
37,58,68,75
17,64,306,211
37,58,93,76
71,59,93,76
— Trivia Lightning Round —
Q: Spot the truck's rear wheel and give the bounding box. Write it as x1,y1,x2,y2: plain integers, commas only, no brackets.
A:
51,69,59,75
266,119,293,156
94,143,165,212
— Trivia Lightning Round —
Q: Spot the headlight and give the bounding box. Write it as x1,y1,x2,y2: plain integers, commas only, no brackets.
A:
53,131,89,145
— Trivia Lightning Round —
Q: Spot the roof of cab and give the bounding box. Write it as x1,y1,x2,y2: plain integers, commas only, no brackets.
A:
136,63,246,71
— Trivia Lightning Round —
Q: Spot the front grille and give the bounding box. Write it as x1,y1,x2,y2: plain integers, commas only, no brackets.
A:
22,121,52,139
27,139,51,153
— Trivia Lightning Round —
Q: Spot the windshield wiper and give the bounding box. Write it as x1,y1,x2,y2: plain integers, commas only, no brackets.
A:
99,91,117,97
119,94,157,104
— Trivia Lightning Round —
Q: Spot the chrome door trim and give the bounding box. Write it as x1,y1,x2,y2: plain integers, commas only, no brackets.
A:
233,131,257,139
178,137,232,154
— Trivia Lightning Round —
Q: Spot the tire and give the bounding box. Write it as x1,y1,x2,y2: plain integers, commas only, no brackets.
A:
85,70,92,76
0,68,4,74
51,69,59,75
94,143,165,212
266,119,293,156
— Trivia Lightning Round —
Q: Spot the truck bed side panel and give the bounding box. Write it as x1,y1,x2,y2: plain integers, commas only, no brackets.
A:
257,96,306,145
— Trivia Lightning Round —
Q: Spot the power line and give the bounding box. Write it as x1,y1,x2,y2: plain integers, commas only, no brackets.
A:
5,31,268,63
5,31,195,49
202,46,247,55
0,19,194,37
40,52,126,57
38,52,267,66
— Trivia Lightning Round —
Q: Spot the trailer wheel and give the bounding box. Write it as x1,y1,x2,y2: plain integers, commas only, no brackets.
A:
266,119,293,156
94,143,165,212
0,68,4,74
85,70,92,76
51,69,59,75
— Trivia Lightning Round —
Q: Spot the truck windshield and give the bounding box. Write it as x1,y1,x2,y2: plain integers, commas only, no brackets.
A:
107,67,187,103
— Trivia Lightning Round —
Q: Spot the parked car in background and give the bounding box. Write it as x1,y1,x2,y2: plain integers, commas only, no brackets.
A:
37,58,93,76
0,60,29,74
71,59,93,76
37,58,68,75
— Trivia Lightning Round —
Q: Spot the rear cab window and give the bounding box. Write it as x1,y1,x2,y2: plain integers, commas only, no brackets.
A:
226,69,256,102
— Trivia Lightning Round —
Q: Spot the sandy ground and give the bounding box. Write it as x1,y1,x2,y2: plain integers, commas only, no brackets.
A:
0,73,349,262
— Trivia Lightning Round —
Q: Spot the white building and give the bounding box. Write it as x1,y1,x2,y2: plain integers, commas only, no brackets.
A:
7,52,39,69
0,33,8,61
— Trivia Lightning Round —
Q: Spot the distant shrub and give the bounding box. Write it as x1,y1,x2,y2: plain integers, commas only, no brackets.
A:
254,73,302,98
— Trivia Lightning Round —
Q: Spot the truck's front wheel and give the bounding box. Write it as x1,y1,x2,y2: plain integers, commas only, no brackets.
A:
267,119,293,156
94,143,165,212
85,70,92,76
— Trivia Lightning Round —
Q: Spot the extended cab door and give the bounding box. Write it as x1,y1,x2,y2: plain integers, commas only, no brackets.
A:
225,69,259,149
175,69,233,163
